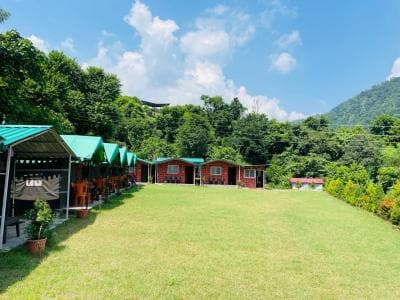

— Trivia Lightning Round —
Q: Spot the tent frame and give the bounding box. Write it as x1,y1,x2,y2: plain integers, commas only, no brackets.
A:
0,129,74,249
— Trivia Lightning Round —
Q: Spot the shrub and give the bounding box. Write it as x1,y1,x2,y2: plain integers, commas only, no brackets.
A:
389,180,400,199
377,196,396,219
377,167,400,192
325,179,343,197
341,180,363,205
362,183,384,213
25,199,54,240
390,204,400,225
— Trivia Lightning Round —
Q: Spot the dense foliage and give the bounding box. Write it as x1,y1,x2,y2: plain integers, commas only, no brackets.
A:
3,30,400,196
327,77,400,125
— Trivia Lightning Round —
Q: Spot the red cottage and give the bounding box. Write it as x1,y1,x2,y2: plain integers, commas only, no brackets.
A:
238,165,265,188
134,158,154,183
202,159,239,186
155,157,204,184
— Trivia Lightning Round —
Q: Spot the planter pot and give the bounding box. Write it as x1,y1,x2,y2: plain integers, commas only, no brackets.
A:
26,238,47,255
77,209,89,219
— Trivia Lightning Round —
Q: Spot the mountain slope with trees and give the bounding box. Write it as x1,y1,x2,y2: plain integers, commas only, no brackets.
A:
327,77,400,125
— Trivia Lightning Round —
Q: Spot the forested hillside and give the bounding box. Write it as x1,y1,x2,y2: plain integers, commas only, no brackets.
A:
327,77,400,125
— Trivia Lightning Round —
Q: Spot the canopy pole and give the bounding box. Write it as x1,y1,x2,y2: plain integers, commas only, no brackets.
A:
0,147,12,249
66,155,71,219
12,159,16,217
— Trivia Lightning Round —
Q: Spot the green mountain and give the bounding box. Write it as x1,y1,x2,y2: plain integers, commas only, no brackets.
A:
326,77,400,125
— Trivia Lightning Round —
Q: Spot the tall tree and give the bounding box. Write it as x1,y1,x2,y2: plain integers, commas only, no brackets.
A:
0,8,10,23
175,112,214,157
83,67,121,140
201,95,237,138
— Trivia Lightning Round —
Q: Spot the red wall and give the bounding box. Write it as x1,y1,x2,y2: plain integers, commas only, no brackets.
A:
202,161,235,185
239,166,264,188
157,160,192,184
134,161,150,182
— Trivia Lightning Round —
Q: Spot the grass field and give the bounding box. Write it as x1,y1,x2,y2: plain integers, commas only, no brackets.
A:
2,185,400,298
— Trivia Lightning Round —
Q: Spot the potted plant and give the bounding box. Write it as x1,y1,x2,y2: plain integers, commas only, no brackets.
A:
25,199,54,255
148,176,153,184
295,180,302,190
77,207,89,218
78,194,90,218
237,180,245,188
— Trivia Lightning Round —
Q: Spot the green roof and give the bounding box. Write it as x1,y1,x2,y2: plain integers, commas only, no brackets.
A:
61,135,105,162
104,143,121,166
119,147,128,166
137,157,153,165
0,125,51,147
155,157,204,165
127,152,136,166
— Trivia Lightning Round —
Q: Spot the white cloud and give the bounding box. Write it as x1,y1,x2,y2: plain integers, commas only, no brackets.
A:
388,57,400,80
27,34,50,53
84,0,305,121
180,29,230,59
270,52,297,74
276,30,301,49
206,4,229,15
236,86,305,121
61,37,76,53
260,0,297,29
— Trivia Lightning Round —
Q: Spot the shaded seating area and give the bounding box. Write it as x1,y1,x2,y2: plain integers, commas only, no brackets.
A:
104,142,122,195
0,125,75,250
61,135,107,208
208,177,225,185
164,176,181,184
127,152,136,184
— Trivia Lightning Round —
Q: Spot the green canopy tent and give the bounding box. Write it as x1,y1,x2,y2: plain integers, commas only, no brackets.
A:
0,125,76,249
61,135,106,209
60,135,106,181
119,147,128,168
127,152,136,183
103,143,122,194
104,143,121,168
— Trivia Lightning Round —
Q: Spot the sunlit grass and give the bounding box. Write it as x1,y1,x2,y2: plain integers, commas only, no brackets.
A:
1,185,400,298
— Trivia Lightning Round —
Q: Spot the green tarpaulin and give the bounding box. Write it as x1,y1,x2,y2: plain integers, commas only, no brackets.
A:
104,143,121,166
61,135,105,163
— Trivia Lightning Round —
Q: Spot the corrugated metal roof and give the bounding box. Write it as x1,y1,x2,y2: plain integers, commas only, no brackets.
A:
61,135,105,162
119,147,128,166
127,152,136,166
0,125,75,158
155,157,204,165
0,125,51,146
104,143,121,166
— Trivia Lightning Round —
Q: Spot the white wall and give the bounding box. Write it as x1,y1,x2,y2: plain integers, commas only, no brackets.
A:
291,183,323,191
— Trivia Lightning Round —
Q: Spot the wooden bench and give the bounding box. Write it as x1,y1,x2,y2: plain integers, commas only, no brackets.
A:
1,216,23,244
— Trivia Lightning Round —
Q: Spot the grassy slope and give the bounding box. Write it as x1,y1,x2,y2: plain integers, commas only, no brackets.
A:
1,185,400,299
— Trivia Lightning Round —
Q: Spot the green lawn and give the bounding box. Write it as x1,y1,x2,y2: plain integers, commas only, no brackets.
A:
2,185,400,298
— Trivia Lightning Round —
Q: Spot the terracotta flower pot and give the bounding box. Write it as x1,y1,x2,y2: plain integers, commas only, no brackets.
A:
77,209,89,219
26,238,47,255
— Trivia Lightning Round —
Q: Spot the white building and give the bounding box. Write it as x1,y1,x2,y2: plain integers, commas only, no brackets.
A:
290,178,324,191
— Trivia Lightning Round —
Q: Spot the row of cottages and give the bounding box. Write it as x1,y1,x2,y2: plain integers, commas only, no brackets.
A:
133,157,265,188
0,125,137,249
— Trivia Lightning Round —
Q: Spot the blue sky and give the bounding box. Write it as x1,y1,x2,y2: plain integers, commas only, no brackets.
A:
1,0,400,120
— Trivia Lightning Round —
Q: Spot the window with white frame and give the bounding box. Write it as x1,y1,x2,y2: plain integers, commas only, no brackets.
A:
244,169,255,178
167,165,179,174
210,166,222,176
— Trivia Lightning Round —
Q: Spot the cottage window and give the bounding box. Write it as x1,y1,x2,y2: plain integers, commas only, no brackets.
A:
210,166,222,176
244,169,255,178
167,165,179,174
